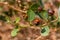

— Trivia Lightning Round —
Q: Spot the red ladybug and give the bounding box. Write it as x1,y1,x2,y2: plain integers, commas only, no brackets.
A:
33,18,41,25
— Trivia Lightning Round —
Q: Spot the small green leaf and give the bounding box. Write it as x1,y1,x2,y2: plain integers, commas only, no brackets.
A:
38,10,48,21
14,17,20,23
27,9,35,21
11,29,19,37
11,25,19,37
41,26,50,36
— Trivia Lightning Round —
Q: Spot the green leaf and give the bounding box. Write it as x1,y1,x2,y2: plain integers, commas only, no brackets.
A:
11,28,19,37
39,10,48,21
41,26,50,36
11,24,21,37
27,9,35,21
30,3,39,11
14,17,20,23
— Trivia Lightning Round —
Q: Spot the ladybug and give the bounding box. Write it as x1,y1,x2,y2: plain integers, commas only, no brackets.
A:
33,18,41,26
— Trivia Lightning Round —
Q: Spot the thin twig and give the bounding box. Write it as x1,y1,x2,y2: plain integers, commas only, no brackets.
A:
0,2,27,13
35,36,41,40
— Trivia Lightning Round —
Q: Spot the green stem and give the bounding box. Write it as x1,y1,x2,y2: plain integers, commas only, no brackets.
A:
38,0,44,8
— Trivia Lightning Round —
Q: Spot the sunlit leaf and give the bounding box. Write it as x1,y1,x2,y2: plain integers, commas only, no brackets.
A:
14,17,20,23
27,9,35,21
41,26,50,36
11,25,19,37
11,28,19,37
